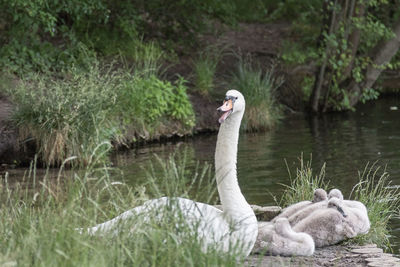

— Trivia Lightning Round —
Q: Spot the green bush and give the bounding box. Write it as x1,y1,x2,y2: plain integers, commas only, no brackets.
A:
5,65,121,166
2,63,195,166
119,74,195,132
0,0,239,74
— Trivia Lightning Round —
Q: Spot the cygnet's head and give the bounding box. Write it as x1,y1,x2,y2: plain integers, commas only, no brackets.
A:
328,197,347,217
328,189,344,200
312,188,328,203
217,90,245,124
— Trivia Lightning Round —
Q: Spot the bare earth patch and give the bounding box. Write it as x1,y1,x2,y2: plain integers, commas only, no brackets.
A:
247,243,400,267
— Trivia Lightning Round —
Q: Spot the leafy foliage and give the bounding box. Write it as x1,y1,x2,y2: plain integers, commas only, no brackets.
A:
0,0,239,73
120,74,195,127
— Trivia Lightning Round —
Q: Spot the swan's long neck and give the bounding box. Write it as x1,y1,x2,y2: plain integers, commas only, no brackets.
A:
215,111,252,218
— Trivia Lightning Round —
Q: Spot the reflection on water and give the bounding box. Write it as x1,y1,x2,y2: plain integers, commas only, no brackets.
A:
113,96,400,251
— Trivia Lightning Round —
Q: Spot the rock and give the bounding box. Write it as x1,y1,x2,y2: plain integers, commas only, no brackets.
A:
214,204,282,221
351,248,383,255
250,205,281,221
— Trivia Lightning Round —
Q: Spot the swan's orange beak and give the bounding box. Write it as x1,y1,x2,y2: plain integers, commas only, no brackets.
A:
217,99,233,124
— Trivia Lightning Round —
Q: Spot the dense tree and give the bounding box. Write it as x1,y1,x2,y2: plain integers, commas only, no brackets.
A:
310,0,400,112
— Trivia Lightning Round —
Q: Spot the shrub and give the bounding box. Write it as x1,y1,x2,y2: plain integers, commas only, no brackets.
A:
2,63,195,166
119,74,195,140
6,64,121,166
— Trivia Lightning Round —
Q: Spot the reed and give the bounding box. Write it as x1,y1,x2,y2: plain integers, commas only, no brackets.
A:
2,58,194,166
229,55,283,131
280,154,329,206
192,51,220,97
346,162,400,251
0,149,244,266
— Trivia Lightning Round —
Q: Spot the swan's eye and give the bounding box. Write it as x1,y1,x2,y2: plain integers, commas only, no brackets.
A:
235,97,238,100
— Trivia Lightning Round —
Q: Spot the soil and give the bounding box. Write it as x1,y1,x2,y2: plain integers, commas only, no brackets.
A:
247,244,400,267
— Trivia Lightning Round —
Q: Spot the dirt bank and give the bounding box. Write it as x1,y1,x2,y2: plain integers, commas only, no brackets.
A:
247,244,400,267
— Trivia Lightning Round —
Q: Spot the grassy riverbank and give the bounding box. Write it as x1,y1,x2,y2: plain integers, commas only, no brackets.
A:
2,152,398,266
0,148,246,266
0,47,283,166
0,0,286,166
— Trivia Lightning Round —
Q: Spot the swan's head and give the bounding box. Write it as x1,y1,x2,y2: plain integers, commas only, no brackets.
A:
328,188,344,200
312,188,328,203
217,90,245,124
328,197,347,217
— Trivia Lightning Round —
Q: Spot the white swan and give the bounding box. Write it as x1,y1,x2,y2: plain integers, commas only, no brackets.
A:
328,188,370,234
79,90,258,257
272,188,327,222
293,197,357,247
253,218,315,256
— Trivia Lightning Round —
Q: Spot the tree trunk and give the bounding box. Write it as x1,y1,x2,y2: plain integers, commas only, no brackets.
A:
340,1,365,81
348,18,400,107
310,0,339,112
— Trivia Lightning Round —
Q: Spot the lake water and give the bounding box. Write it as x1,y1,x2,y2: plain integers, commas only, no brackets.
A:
113,96,400,252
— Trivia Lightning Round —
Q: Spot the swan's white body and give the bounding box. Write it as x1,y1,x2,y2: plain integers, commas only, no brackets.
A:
293,197,357,247
253,218,315,256
272,188,327,223
80,90,258,257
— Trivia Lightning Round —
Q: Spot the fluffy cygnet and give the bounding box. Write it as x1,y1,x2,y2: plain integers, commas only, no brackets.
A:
328,189,370,234
292,197,357,247
272,188,327,223
253,218,315,256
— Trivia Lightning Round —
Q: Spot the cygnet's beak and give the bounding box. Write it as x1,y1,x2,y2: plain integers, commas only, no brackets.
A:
217,97,234,124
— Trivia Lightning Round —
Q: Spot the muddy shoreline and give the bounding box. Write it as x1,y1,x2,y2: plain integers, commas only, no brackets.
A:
247,243,400,267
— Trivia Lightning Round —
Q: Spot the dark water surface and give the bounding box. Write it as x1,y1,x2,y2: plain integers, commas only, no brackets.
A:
114,97,400,252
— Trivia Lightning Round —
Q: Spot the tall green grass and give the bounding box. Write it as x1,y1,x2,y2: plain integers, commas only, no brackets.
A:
0,149,243,266
230,56,283,131
8,64,122,166
346,162,400,250
280,156,400,251
2,58,195,166
280,155,329,206
192,47,223,97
